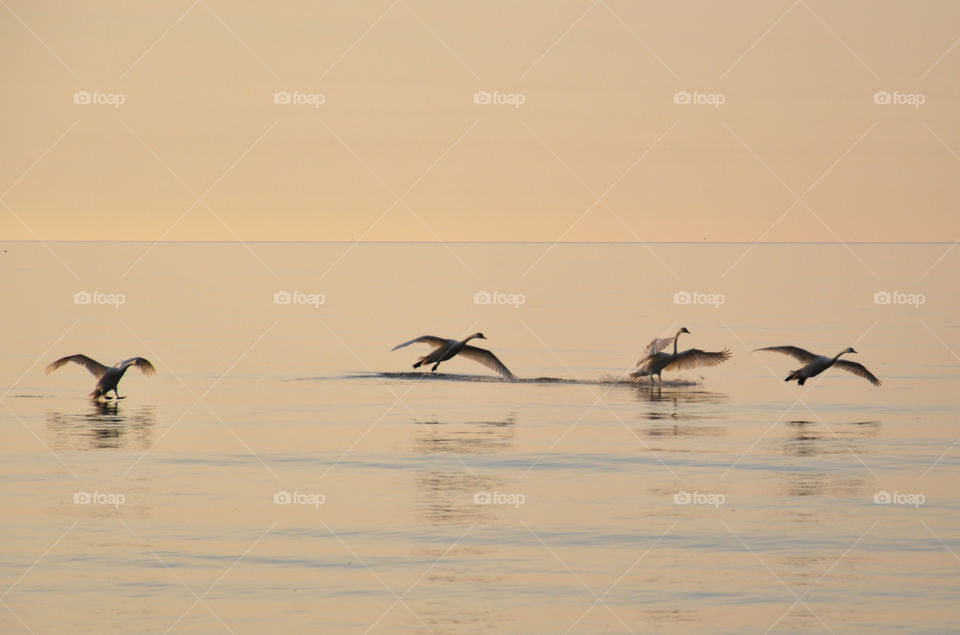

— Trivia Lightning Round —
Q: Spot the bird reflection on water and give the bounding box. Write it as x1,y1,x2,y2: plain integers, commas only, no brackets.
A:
413,416,517,526
46,402,155,450
631,382,730,439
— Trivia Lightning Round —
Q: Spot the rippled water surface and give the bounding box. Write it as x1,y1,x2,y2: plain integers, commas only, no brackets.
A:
2,242,958,633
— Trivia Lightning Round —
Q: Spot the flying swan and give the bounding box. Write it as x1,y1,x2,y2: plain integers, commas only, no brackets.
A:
44,354,156,400
391,333,517,381
755,346,880,387
630,327,731,384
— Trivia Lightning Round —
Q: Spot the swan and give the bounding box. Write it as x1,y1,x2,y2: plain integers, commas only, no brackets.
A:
630,328,731,384
755,346,880,387
44,354,156,400
391,333,516,381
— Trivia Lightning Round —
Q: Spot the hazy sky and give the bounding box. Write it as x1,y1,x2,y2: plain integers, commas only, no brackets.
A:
2,0,958,242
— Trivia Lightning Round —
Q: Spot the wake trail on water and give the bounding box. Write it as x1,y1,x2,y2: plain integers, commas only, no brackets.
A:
290,372,703,387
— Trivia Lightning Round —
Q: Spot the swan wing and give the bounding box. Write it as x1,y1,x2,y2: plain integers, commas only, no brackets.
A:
642,336,676,359
391,335,450,351
834,360,881,387
460,345,517,382
754,346,817,363
664,348,732,371
117,357,157,376
44,354,108,378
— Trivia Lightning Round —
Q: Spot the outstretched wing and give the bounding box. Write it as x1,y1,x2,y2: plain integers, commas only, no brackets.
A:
391,335,450,351
664,348,732,371
117,357,156,376
754,346,817,363
460,345,517,382
44,354,108,378
640,336,676,362
834,360,881,387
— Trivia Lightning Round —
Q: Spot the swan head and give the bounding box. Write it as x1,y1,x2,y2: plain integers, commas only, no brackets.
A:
472,332,486,341
680,327,691,335
845,347,857,354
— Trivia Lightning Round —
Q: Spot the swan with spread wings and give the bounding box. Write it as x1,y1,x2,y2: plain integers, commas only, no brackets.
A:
45,354,156,400
755,346,880,387
391,333,516,381
631,327,731,384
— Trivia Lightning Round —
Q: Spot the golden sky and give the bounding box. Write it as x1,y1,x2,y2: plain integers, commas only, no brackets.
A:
1,0,958,242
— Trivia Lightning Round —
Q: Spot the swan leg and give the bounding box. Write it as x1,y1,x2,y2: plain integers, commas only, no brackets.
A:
114,388,126,400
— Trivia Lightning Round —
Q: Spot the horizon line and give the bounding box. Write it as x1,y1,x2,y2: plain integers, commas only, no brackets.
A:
1,240,955,246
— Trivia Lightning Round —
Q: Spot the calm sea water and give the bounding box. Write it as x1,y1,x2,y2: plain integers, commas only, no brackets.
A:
2,242,958,633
